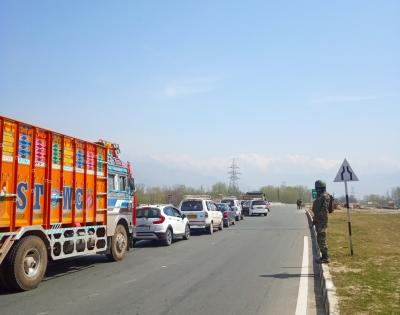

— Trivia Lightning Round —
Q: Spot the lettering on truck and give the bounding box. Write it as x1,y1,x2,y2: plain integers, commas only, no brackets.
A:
16,182,84,212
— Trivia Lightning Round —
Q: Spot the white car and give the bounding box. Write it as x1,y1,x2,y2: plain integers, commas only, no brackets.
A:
178,196,223,234
249,199,269,216
221,197,243,220
135,205,191,246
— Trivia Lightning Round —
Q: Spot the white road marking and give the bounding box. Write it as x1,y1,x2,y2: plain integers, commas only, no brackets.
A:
295,236,309,315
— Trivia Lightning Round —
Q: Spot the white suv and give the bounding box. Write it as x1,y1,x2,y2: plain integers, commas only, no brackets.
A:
249,199,268,216
135,205,191,246
221,197,243,221
179,196,223,234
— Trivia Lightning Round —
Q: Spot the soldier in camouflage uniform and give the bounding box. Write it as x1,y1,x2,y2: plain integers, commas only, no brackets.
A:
312,180,331,264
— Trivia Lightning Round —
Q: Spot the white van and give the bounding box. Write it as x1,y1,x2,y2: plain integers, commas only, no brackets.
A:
179,196,223,234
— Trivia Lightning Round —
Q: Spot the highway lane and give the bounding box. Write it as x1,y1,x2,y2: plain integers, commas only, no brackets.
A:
0,204,324,315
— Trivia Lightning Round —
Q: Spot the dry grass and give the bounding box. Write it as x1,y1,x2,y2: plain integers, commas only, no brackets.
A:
328,210,400,315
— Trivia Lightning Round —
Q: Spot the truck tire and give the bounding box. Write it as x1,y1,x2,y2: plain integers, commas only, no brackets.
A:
107,224,128,262
2,236,48,291
0,265,12,291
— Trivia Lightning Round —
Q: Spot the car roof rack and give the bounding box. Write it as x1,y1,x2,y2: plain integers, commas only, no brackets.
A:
183,195,211,200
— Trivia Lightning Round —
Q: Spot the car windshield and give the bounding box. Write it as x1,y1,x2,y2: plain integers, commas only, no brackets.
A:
181,200,203,211
137,207,161,218
252,200,266,206
216,203,228,212
221,199,235,206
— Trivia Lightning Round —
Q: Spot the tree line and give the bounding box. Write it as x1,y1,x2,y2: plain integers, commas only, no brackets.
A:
335,186,400,207
362,187,400,205
136,182,312,206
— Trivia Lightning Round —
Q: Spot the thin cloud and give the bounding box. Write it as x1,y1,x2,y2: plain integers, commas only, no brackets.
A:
311,95,377,105
164,85,210,97
149,153,340,174
150,154,228,171
163,77,220,98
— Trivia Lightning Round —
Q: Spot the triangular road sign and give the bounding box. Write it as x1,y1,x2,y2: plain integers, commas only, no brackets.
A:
334,158,359,182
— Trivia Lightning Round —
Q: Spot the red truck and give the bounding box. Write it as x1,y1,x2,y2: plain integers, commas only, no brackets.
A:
0,115,137,291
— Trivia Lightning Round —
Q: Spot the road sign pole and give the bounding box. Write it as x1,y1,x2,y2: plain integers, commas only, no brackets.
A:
344,180,354,256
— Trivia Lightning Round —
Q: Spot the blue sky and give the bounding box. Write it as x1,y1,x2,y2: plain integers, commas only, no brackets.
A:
1,1,399,197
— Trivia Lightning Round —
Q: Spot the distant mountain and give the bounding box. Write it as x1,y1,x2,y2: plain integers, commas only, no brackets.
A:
128,155,399,197
131,156,220,189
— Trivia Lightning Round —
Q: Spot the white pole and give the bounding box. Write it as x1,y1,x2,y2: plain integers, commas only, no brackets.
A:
345,180,354,256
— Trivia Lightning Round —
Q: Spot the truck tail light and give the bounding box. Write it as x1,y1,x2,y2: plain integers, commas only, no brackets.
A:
153,215,165,224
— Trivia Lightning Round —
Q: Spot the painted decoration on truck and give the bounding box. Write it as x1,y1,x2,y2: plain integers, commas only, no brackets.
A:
86,145,95,175
63,138,74,172
2,121,15,163
51,188,60,207
86,188,94,209
35,130,47,167
97,151,105,176
75,142,85,174
18,126,32,165
52,136,62,169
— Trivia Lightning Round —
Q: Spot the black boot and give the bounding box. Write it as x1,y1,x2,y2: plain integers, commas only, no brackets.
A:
314,255,330,264
321,254,330,264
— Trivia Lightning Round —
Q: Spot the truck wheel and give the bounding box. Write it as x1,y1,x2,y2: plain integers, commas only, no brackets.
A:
107,224,128,261
163,228,173,246
0,265,12,291
2,236,48,291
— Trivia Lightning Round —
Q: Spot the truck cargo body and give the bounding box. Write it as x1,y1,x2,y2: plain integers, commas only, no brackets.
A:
0,115,136,291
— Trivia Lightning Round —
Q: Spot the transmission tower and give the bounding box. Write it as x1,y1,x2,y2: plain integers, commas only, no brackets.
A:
228,158,240,189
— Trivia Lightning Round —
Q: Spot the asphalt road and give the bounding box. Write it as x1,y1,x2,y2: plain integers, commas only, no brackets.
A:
0,204,324,315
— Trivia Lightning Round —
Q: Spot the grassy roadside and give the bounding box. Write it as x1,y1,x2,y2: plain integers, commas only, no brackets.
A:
327,210,400,315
